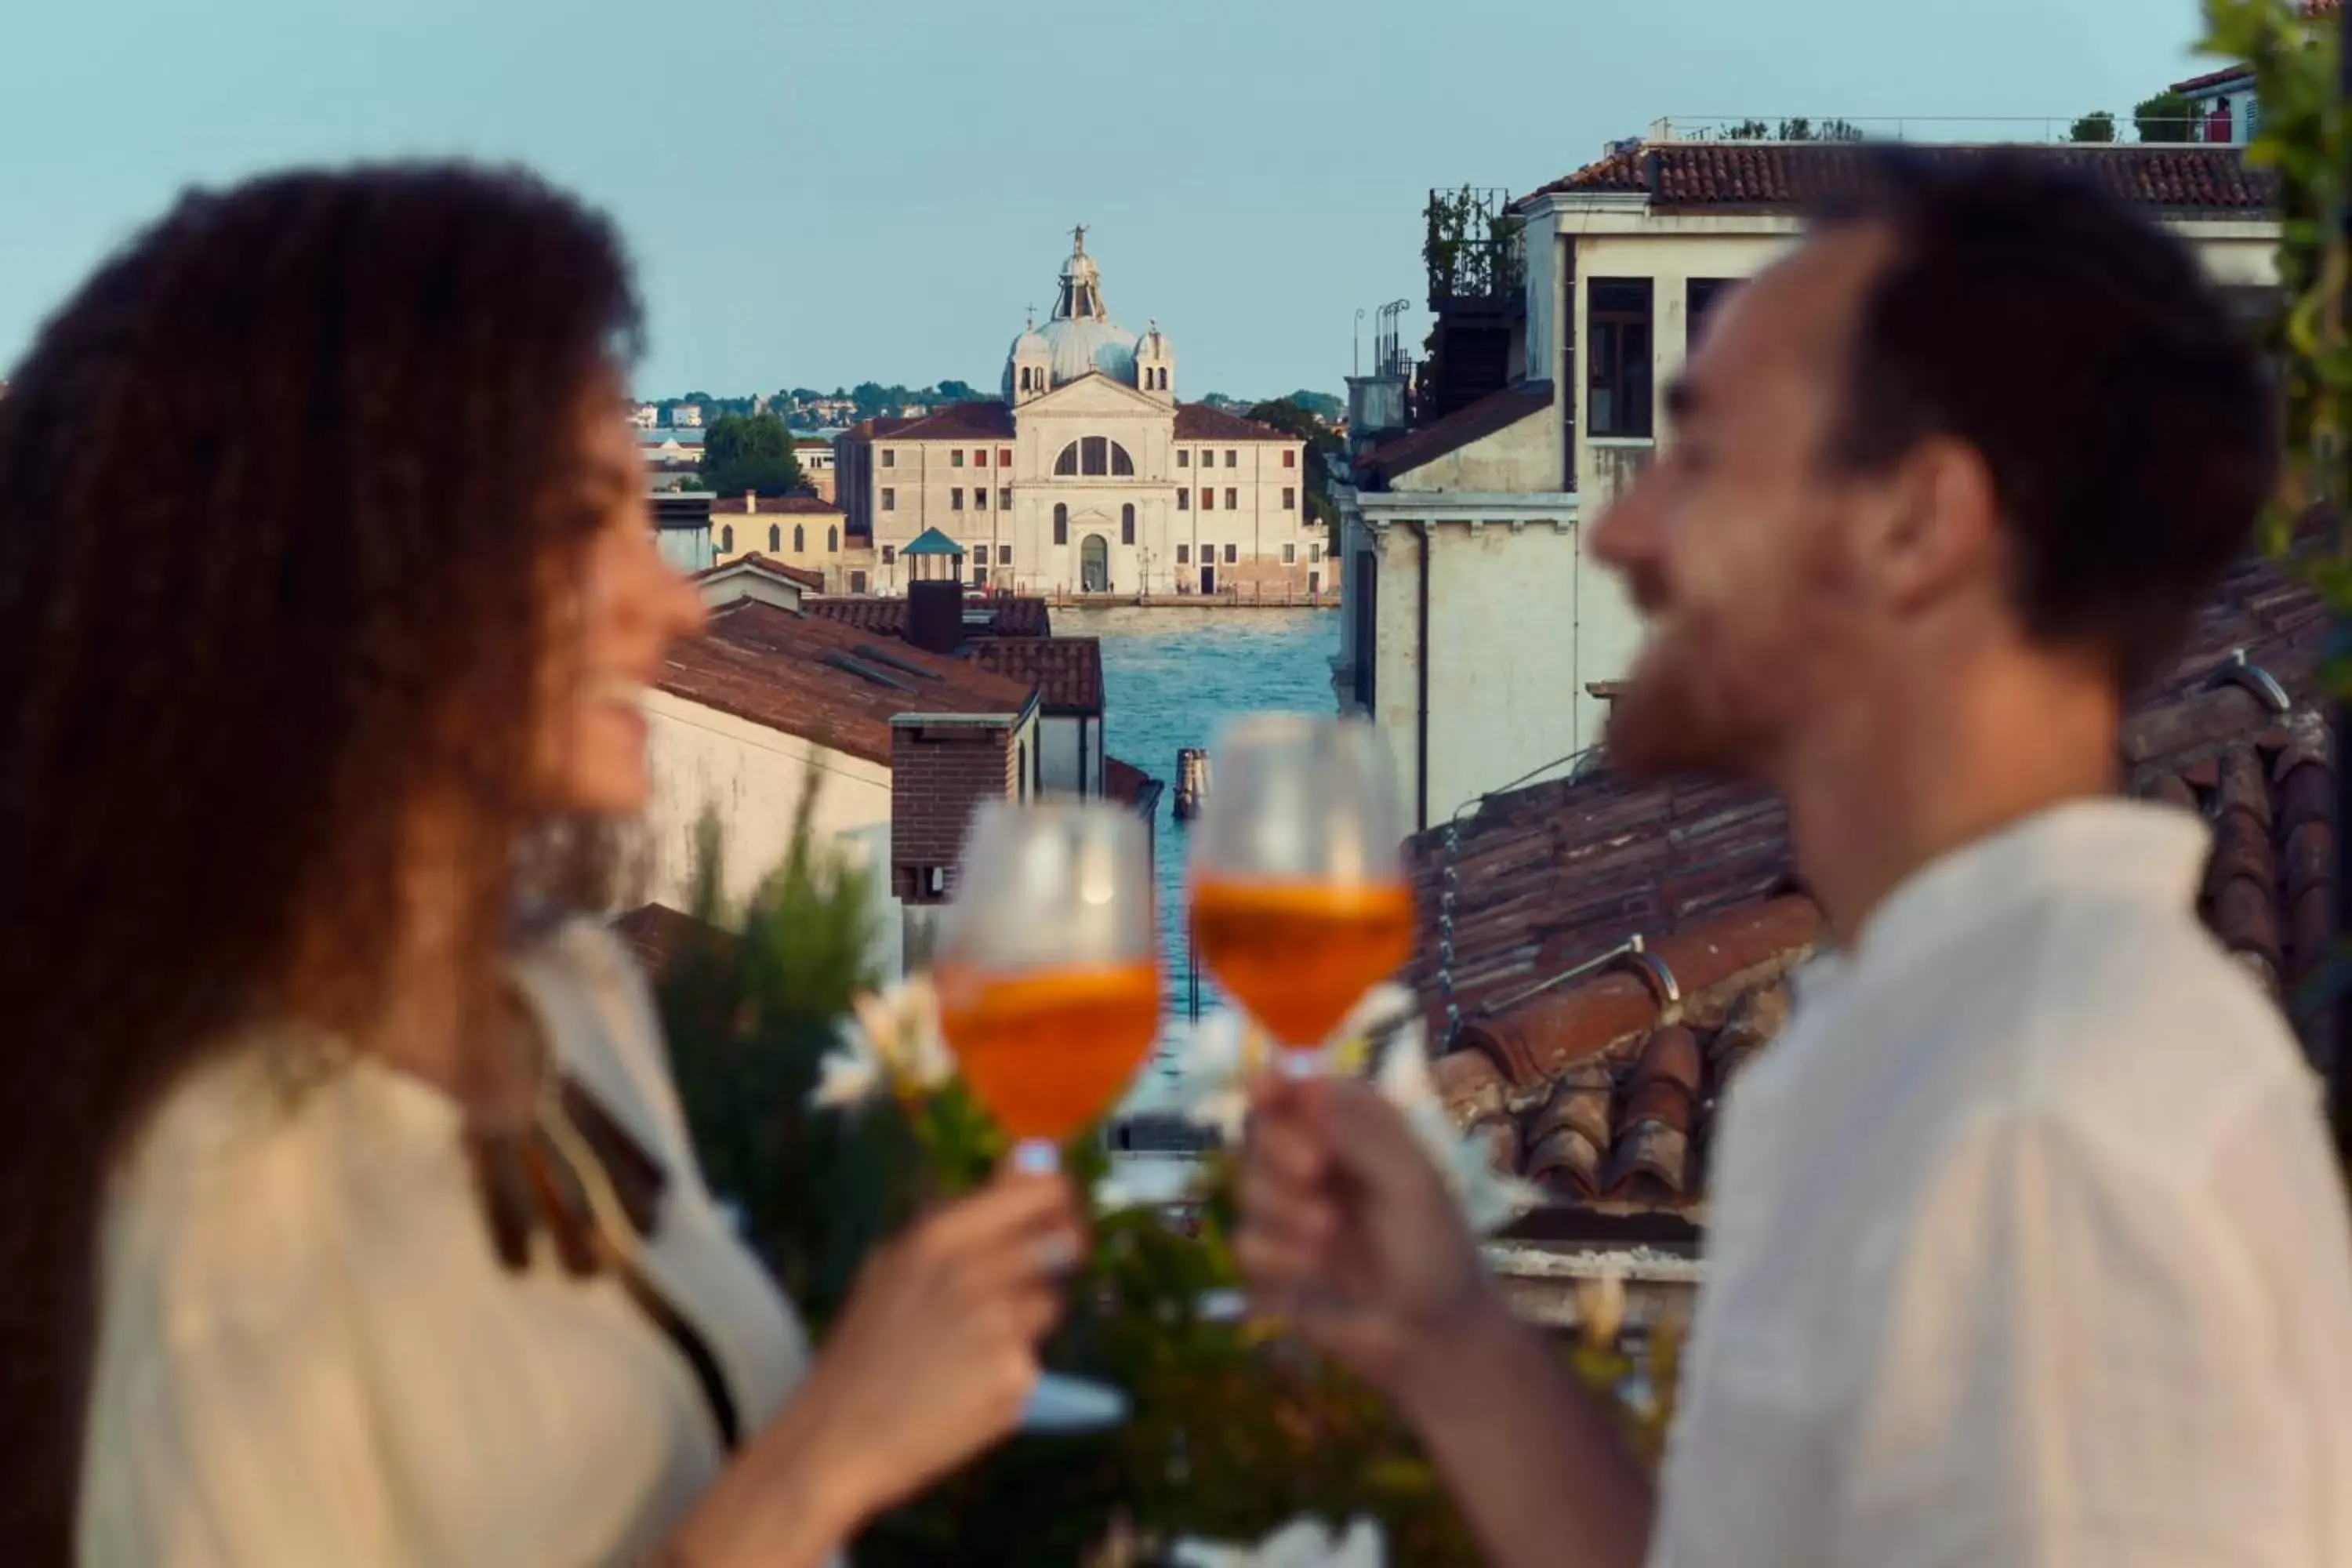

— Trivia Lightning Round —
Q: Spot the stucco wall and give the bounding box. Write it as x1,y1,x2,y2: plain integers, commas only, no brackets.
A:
641,690,904,973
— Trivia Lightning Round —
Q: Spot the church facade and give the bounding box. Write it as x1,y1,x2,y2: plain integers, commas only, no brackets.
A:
837,231,1321,599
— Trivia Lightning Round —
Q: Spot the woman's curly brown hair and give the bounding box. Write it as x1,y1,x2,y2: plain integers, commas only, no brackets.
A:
0,162,643,1552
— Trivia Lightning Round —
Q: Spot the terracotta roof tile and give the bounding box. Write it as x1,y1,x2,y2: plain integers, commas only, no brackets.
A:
1519,143,2277,216
808,593,1054,639
2172,63,2256,95
706,495,842,516
1421,554,2333,1224
659,601,1033,765
1173,403,1295,442
695,553,826,592
884,401,1017,441
609,904,733,979
967,636,1104,714
1360,382,1554,484
1104,755,1164,812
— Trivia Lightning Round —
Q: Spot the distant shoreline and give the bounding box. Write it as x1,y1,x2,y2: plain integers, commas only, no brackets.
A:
1047,594,1340,612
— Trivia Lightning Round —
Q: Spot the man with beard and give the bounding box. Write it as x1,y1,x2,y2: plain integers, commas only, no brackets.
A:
1236,150,2352,1566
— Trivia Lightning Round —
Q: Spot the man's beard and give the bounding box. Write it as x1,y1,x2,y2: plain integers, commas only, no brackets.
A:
1602,641,1773,783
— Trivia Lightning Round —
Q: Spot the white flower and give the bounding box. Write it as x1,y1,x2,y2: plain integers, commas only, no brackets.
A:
808,975,956,1111
1141,984,1538,1236
1171,1516,1385,1567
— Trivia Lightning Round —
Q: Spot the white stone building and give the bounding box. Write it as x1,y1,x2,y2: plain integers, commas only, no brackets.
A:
1337,138,2284,832
837,231,1322,599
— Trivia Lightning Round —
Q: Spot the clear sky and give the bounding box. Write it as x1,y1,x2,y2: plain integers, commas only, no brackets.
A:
1,0,2209,405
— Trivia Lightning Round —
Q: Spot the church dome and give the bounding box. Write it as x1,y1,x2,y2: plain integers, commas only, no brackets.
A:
1002,227,1142,395
1036,314,1138,386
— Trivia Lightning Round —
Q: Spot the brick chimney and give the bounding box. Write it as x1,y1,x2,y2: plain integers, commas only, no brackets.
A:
889,715,1020,905
745,490,758,515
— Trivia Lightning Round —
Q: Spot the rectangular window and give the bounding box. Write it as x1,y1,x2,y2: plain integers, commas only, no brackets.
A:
974,448,987,467
880,488,896,511
997,486,1011,510
974,565,989,586
998,544,1012,564
1178,544,1190,564
1177,488,1189,510
1202,488,1214,511
1283,543,1297,564
1311,542,1323,561
1201,449,1214,467
998,448,1013,467
974,488,987,510
1224,543,1238,564
881,448,896,468
882,546,895,564
1282,488,1296,510
1225,488,1237,510
1225,449,1237,467
1178,450,1190,467
1686,278,1738,352
951,449,965,468
1588,278,1656,439
951,488,964,511
849,569,867,593
1283,449,1298,468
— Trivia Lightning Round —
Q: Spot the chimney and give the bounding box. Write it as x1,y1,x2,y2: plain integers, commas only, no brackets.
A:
889,716,1019,906
906,579,963,656
745,490,758,515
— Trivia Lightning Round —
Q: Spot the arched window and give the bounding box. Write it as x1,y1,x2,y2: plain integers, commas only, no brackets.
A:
1057,438,1135,477
793,524,805,553
1054,503,1069,545
721,524,735,553
768,524,781,553
827,525,838,551
1121,503,1135,545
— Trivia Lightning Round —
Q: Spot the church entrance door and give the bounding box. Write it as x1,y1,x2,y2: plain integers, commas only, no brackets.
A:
1080,534,1109,593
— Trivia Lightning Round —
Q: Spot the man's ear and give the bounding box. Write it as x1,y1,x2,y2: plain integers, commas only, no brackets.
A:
1868,436,2002,615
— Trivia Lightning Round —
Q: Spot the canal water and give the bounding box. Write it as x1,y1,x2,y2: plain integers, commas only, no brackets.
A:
1063,604,1339,1072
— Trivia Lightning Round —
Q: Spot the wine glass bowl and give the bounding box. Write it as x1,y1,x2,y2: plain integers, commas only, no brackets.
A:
934,800,1162,1171
1188,714,1411,1068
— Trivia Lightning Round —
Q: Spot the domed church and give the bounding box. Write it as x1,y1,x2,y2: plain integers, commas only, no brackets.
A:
837,230,1317,599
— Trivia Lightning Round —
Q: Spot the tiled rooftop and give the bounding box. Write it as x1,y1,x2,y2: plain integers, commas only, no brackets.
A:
878,401,1017,441
1360,382,1554,485
706,495,841,516
695,553,826,593
967,635,1105,715
659,601,1034,765
1417,554,2333,1223
1173,403,1296,442
808,593,1054,639
1520,143,2278,216
1104,754,1164,814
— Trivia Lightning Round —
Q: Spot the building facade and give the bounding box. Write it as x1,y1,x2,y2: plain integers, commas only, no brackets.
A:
1338,140,2285,829
837,231,1319,599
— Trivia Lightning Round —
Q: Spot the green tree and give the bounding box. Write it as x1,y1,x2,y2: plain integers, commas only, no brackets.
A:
1247,397,1346,529
1725,118,1771,140
2135,89,2198,142
1777,116,1814,140
2071,110,2119,142
1820,117,1866,142
699,412,806,497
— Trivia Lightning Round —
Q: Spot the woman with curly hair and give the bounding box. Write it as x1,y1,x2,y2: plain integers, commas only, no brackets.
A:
0,164,1080,1566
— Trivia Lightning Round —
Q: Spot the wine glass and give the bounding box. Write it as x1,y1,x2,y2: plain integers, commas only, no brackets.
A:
934,799,1161,1431
1188,714,1411,1075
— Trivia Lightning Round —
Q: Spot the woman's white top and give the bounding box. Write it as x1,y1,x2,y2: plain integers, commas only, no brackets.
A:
78,922,811,1567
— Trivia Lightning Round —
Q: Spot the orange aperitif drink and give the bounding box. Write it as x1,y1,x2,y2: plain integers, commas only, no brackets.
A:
936,960,1163,1144
1189,878,1414,1048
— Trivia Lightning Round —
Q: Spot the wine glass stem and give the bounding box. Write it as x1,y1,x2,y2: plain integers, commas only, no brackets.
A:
1011,1137,1061,1174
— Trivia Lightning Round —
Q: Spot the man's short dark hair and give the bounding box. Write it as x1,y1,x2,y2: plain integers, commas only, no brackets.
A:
1817,147,2276,689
